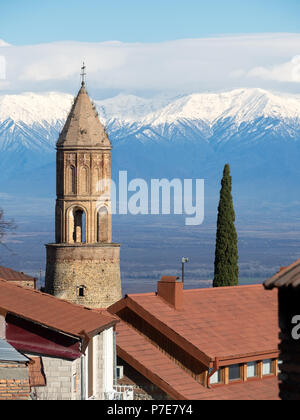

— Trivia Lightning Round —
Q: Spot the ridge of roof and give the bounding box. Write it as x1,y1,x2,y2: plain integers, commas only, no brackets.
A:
126,284,264,298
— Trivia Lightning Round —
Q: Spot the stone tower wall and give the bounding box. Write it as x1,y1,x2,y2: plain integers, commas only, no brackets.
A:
45,244,122,308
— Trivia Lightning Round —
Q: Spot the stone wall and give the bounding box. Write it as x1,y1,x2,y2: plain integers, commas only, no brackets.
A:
11,280,36,289
45,244,122,308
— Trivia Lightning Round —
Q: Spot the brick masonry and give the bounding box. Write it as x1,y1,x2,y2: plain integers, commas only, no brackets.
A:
0,364,30,400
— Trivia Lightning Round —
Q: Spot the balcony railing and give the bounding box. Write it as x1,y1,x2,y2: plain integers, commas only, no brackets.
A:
104,385,134,400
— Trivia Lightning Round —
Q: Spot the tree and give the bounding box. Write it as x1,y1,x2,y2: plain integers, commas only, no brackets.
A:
213,164,239,287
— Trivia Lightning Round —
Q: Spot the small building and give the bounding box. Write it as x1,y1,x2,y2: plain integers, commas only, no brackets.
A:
0,278,125,400
0,266,36,289
109,276,280,400
0,339,31,400
264,259,300,400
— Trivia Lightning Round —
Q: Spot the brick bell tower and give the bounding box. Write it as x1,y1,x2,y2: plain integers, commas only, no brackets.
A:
45,68,122,308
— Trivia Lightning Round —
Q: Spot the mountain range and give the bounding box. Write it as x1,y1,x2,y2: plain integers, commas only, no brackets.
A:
0,87,300,212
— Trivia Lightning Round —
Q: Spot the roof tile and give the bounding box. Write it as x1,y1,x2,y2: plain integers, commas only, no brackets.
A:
0,279,117,338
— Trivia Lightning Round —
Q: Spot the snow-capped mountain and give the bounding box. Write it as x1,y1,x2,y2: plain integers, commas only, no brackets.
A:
0,91,73,126
0,88,300,204
99,88,300,126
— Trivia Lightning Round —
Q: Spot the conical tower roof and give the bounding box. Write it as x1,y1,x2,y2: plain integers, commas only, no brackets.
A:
57,83,111,149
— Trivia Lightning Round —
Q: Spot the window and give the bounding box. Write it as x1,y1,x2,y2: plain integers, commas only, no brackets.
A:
278,360,283,374
247,362,257,378
77,286,86,297
117,366,124,380
229,364,241,382
262,359,273,376
209,369,222,385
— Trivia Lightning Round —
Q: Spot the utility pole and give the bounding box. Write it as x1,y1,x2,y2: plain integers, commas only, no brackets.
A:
182,257,189,283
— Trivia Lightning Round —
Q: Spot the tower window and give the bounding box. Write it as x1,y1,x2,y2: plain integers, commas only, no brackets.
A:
77,286,86,297
72,208,86,243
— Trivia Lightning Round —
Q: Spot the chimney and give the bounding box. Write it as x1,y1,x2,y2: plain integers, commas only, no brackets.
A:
157,276,184,310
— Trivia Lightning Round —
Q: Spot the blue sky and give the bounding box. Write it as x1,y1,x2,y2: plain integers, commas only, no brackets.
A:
1,0,300,45
0,1,300,96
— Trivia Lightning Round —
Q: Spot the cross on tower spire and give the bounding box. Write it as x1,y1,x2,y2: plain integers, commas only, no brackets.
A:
81,62,86,86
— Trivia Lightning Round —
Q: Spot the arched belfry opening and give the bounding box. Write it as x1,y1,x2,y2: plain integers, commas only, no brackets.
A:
97,206,109,243
68,207,86,244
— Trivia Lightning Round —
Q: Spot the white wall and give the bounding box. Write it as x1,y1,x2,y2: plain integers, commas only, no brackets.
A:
102,327,114,395
0,315,5,339
26,327,115,400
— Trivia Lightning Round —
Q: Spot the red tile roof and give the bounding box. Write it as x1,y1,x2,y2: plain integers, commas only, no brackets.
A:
116,320,211,400
264,258,300,289
0,266,36,283
116,319,279,400
110,284,279,366
0,279,118,341
200,377,279,400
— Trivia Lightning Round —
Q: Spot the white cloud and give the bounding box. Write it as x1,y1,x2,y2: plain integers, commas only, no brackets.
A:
0,34,300,97
0,40,10,47
0,55,6,80
247,55,300,83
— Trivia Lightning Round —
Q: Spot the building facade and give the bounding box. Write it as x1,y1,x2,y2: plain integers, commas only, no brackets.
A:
45,81,122,308
0,266,36,289
0,278,120,400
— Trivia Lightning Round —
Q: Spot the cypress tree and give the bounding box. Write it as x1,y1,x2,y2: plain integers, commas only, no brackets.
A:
213,164,239,287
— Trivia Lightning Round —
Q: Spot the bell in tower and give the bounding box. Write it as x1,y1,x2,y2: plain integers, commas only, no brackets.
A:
45,66,122,308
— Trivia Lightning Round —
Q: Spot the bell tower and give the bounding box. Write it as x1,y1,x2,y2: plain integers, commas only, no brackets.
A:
45,67,122,308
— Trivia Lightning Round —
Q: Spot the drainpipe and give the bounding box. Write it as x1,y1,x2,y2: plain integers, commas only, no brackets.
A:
81,354,86,400
207,357,220,389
